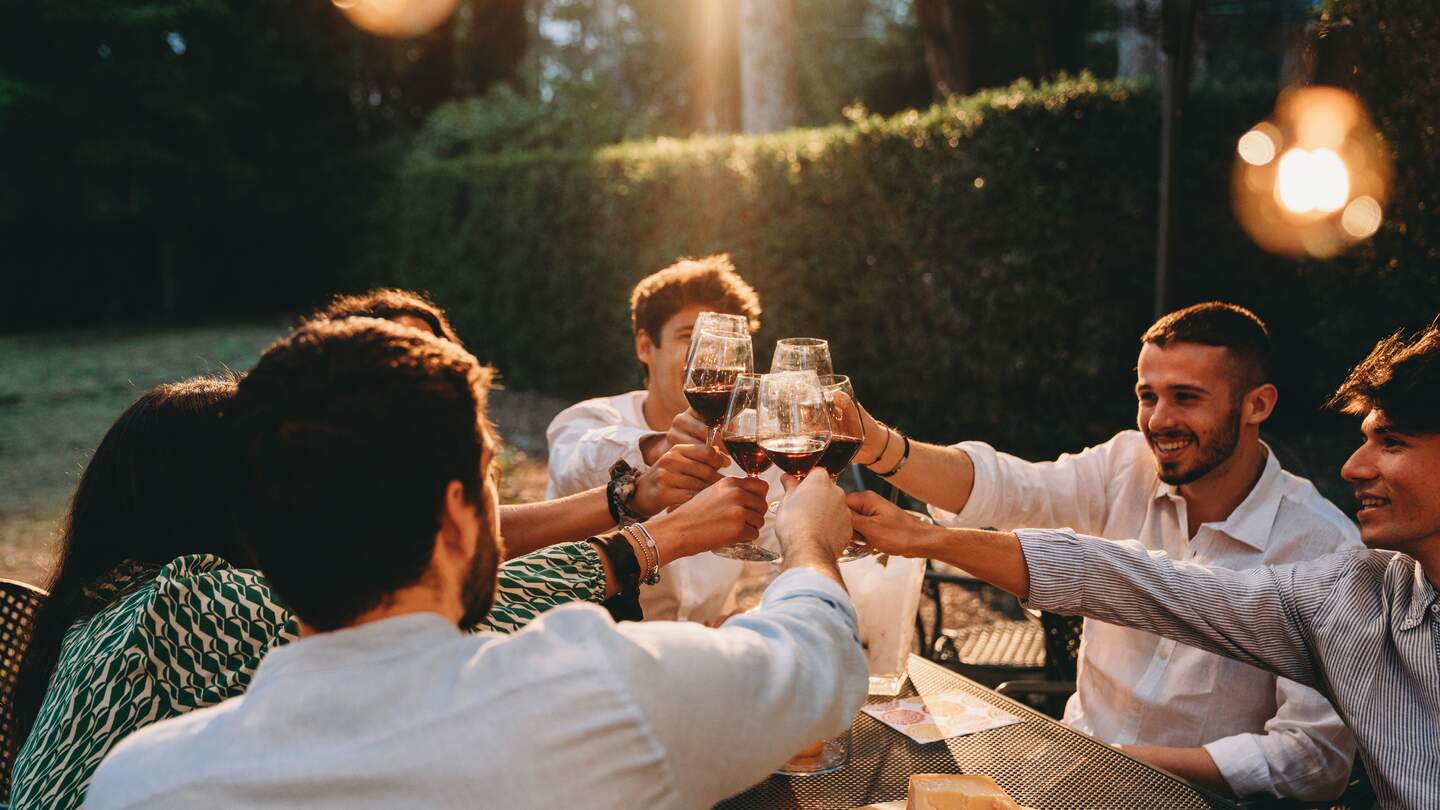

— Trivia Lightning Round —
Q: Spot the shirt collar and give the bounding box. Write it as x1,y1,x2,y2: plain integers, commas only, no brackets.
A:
1398,558,1439,631
253,612,465,680
1153,442,1285,552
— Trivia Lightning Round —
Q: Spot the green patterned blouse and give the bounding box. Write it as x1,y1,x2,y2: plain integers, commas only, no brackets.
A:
10,542,606,810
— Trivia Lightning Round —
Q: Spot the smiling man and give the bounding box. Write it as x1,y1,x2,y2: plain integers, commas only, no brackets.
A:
852,302,1359,800
848,317,1440,809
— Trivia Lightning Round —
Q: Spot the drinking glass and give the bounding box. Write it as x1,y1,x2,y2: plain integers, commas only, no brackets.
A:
770,337,834,378
713,374,780,562
683,332,754,445
817,375,872,561
684,312,751,378
758,370,832,482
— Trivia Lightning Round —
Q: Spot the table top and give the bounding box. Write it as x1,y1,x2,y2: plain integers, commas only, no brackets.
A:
717,654,1236,810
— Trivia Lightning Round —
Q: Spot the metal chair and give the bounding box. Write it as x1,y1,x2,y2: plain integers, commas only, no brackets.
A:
0,579,47,805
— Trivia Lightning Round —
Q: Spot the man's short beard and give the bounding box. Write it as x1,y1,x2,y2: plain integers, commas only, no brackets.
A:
1154,404,1243,486
457,548,498,630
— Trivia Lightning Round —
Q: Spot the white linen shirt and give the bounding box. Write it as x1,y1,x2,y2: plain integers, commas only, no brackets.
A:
86,569,868,810
546,390,785,622
930,430,1360,800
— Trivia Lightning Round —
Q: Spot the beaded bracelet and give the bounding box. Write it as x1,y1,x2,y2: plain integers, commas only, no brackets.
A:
620,524,661,586
631,522,662,584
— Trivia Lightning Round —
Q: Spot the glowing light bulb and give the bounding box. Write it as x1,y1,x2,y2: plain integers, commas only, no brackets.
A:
334,0,458,38
1341,196,1383,239
1276,148,1349,215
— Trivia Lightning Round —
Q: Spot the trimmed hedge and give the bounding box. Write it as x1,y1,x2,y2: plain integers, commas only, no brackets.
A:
362,72,1436,496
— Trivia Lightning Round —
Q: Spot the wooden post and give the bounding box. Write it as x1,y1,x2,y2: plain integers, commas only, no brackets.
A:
1154,0,1201,319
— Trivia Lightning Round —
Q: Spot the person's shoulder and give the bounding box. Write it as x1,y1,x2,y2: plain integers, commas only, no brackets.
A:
87,698,243,807
151,554,290,618
548,392,643,427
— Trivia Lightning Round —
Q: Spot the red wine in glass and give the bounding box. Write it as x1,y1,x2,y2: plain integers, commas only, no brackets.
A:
760,433,831,478
722,436,773,475
818,434,863,478
685,376,738,427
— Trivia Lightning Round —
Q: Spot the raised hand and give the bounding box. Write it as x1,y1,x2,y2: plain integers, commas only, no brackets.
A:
845,491,939,558
631,442,727,517
776,473,852,559
643,476,769,561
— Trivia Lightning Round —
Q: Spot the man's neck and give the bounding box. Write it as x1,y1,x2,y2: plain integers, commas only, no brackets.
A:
1177,437,1268,537
640,387,676,432
298,587,457,639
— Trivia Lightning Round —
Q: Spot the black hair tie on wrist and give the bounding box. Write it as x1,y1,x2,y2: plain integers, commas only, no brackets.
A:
595,531,643,622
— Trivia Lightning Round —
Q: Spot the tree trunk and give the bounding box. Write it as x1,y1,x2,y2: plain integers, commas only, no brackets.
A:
691,0,740,133
738,0,800,133
915,0,987,99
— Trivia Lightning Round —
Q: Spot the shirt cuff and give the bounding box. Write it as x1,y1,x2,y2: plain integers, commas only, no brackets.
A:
1015,528,1087,613
928,441,1000,527
761,568,861,643
1203,733,1273,798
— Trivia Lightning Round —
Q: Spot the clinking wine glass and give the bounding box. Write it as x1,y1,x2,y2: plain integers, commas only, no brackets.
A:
713,374,780,562
817,374,872,561
770,337,834,378
684,312,751,378
683,331,754,445
759,371,832,512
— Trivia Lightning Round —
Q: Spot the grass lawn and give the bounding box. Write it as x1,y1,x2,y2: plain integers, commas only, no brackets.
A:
0,320,558,586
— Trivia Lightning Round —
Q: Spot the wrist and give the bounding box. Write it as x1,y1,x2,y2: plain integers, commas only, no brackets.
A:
640,512,682,563
638,433,667,466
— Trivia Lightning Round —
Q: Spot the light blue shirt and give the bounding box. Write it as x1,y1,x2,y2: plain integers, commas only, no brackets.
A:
86,569,867,810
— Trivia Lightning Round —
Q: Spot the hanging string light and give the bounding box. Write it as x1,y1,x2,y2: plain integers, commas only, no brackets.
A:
332,0,459,38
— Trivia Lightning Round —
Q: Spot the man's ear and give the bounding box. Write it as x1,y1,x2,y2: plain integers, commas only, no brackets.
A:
635,330,656,367
1244,383,1279,426
436,480,477,562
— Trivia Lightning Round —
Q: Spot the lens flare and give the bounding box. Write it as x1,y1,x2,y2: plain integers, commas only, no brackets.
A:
1237,128,1277,166
334,0,458,38
1230,86,1391,258
1341,196,1384,239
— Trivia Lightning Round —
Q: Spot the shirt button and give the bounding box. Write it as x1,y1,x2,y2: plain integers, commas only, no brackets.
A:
1430,604,1440,616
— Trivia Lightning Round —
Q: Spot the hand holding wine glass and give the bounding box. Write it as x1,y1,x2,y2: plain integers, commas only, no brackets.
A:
713,373,779,561
817,374,873,560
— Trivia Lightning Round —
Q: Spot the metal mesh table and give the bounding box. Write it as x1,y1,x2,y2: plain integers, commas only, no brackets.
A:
716,655,1236,810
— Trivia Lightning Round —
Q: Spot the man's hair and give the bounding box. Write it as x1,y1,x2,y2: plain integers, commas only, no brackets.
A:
309,288,463,346
1328,318,1440,434
227,318,495,631
630,254,762,345
1141,301,1272,391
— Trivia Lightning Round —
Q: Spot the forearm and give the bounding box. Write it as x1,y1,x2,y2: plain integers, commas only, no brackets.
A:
1120,745,1232,797
859,413,976,513
499,488,613,556
915,525,1032,598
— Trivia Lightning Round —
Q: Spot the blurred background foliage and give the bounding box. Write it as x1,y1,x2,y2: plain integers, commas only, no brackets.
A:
2,0,1436,495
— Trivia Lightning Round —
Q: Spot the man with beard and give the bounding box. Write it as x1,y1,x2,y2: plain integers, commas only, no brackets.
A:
85,319,868,809
852,302,1359,800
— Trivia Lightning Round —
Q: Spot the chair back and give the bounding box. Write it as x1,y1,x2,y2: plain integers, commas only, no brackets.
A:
0,579,47,803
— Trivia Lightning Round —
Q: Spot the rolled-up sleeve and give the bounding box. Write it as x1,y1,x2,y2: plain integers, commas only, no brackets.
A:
1016,528,1337,689
1202,674,1356,800
929,439,1115,536
545,400,662,498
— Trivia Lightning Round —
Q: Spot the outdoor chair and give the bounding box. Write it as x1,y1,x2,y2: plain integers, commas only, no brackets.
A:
0,578,46,806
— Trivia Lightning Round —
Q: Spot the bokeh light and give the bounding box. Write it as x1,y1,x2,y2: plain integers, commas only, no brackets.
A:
333,0,459,38
1230,86,1391,258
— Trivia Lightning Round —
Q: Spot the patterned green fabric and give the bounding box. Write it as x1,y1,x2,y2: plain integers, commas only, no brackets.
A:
11,542,605,810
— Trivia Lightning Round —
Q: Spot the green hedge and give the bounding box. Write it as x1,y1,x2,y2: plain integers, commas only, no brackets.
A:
362,68,1436,495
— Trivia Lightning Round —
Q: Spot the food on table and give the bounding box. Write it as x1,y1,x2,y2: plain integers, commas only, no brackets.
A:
905,774,1022,810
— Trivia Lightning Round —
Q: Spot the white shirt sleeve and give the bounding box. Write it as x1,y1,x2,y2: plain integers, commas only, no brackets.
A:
929,435,1122,536
1202,676,1357,800
606,569,869,808
545,397,663,498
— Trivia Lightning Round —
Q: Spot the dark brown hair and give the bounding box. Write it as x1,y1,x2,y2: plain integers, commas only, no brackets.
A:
227,318,495,631
1328,317,1440,434
10,376,250,756
309,288,463,346
1141,301,1272,391
629,254,761,345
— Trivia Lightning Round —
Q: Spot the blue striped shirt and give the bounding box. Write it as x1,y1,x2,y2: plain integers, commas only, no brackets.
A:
1017,528,1440,809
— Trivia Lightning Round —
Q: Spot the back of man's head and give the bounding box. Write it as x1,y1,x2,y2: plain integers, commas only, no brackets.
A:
1329,317,1440,434
630,254,762,344
228,317,495,631
309,288,463,346
1141,302,1272,393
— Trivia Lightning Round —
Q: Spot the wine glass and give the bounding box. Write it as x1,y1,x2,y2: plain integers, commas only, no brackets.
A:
684,312,750,378
770,337,834,378
817,374,872,561
712,374,780,562
759,369,832,486
683,331,754,445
